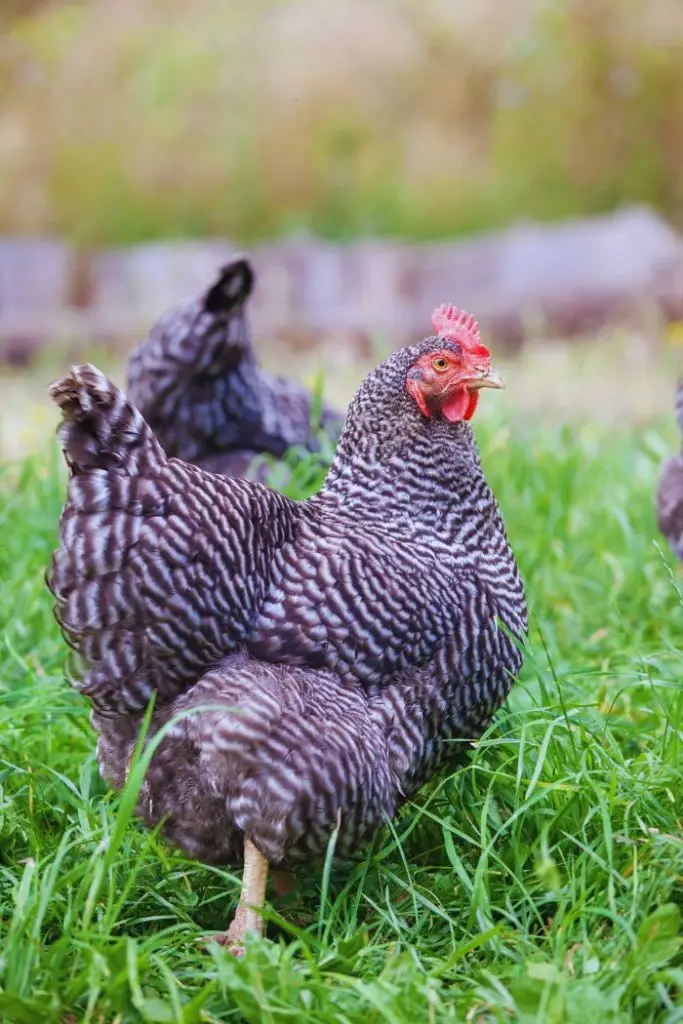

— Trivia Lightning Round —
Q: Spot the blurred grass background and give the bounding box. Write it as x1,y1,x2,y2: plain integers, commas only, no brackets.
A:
1,0,682,246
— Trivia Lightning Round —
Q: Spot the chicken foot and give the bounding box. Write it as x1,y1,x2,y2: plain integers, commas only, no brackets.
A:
210,838,269,955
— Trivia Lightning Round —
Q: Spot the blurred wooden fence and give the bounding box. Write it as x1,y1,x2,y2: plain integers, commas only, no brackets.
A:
1,205,683,364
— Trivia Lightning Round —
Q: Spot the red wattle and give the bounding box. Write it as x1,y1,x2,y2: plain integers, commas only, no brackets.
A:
442,387,478,423
464,391,479,420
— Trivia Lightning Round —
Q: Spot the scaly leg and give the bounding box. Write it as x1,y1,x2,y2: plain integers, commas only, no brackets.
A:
212,838,269,955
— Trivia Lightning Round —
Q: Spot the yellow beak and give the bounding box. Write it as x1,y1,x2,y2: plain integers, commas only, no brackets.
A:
467,365,506,391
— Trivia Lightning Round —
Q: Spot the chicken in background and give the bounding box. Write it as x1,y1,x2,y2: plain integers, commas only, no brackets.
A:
657,378,683,561
126,256,344,479
47,305,527,952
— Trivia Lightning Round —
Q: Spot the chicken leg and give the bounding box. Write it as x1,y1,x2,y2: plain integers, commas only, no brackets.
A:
218,838,269,954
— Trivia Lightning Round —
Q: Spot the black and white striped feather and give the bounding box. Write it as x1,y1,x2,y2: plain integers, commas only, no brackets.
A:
47,339,527,866
126,256,343,478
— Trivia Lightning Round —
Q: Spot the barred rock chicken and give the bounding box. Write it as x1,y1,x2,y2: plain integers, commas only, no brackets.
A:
657,378,683,561
126,256,343,478
47,305,527,950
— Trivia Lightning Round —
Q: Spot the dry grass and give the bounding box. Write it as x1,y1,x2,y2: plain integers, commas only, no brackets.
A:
3,327,682,464
1,0,683,244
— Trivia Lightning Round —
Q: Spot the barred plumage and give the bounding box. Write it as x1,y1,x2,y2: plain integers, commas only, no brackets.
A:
47,328,527,912
126,256,343,478
657,376,683,561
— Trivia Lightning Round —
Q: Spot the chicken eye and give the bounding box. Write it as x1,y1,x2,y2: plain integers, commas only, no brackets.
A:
432,356,449,372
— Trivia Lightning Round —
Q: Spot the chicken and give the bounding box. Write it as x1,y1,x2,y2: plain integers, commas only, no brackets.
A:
657,377,683,561
46,304,527,951
126,256,343,479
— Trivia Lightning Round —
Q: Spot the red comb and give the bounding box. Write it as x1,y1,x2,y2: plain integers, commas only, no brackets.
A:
431,304,490,357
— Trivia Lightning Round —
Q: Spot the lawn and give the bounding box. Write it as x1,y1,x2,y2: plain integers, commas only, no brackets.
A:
0,411,682,1023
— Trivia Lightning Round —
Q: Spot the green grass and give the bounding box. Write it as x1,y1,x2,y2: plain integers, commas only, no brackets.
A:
1,416,682,1023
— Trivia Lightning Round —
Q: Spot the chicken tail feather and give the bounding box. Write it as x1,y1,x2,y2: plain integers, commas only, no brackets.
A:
47,364,298,719
50,363,166,476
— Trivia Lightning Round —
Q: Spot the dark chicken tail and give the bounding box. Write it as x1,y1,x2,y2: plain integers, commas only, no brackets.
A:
47,362,295,718
124,256,260,464
50,364,166,477
203,256,254,315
